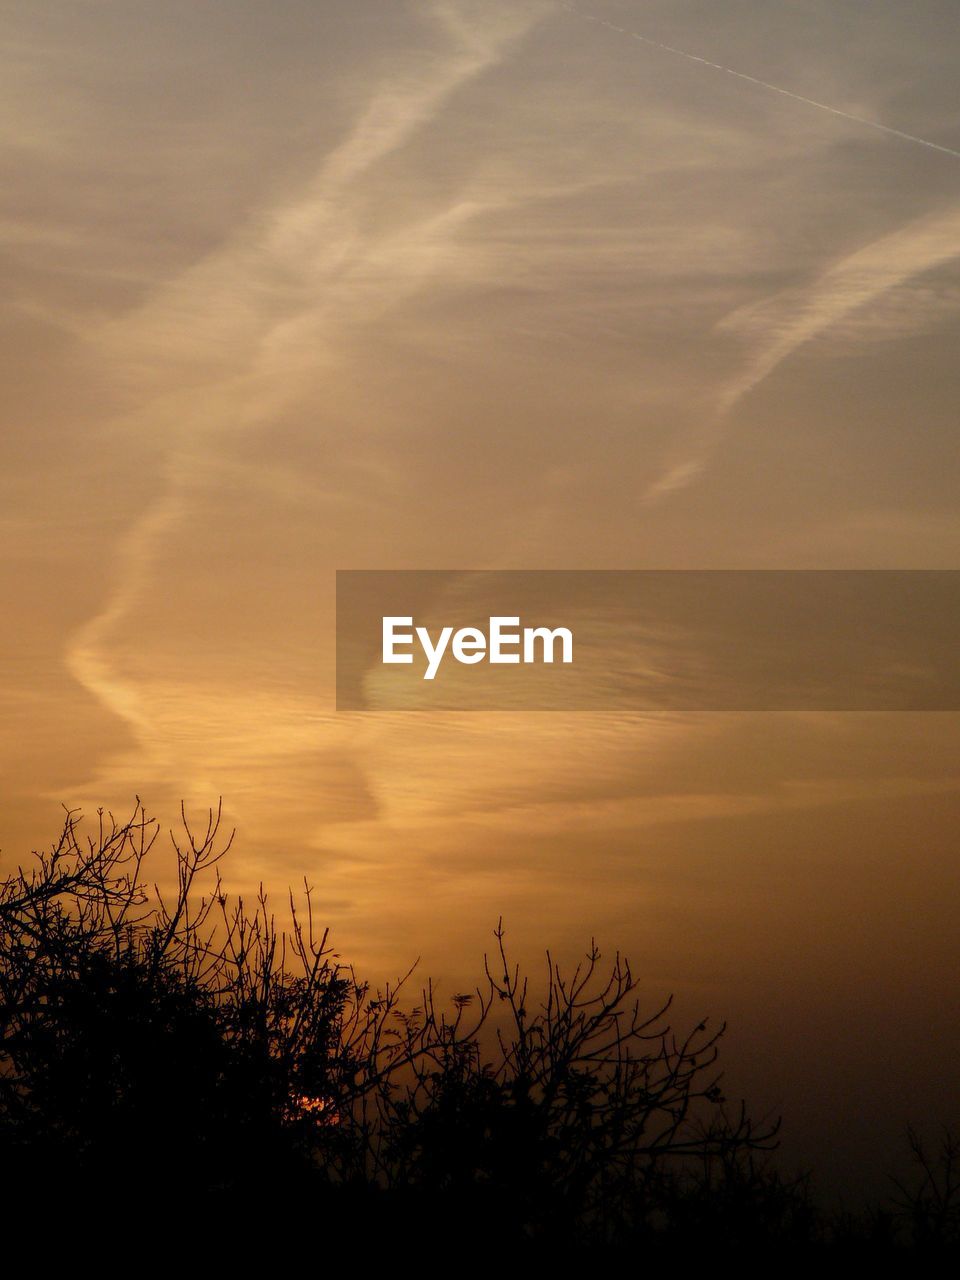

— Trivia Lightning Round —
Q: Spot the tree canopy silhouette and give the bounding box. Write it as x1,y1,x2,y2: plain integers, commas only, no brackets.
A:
4,800,951,1253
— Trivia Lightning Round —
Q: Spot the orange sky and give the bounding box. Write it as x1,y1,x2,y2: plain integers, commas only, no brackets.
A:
2,0,959,1197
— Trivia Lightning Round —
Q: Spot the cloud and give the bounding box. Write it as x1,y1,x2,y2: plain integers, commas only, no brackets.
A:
716,204,960,413
64,1,552,774
641,203,960,502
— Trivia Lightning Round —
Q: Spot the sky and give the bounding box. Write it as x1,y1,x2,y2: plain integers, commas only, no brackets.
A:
2,0,959,1197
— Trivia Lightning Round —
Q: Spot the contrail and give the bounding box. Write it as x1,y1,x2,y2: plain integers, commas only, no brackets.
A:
64,1,552,758
640,202,960,503
567,5,960,162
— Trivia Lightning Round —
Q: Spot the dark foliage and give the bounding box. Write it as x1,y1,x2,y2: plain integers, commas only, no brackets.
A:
0,802,956,1253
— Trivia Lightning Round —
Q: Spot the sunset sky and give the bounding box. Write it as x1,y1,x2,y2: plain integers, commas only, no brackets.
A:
2,0,959,1195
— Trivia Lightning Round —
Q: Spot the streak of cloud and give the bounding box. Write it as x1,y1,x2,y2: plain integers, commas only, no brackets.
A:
715,206,960,414
642,203,960,502
554,7,960,504
566,3,960,161
65,0,552,757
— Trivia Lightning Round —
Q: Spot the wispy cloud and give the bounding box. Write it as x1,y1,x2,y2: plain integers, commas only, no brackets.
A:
66,0,553,764
716,205,960,413
642,203,960,501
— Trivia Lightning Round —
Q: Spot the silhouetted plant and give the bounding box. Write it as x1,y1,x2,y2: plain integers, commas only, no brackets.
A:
0,800,790,1241
367,921,777,1242
890,1125,960,1248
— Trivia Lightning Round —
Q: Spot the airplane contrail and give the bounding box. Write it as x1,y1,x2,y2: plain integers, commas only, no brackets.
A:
566,5,960,162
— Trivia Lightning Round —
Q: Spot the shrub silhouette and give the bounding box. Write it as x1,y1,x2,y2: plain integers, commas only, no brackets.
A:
890,1126,960,1249
5,800,950,1252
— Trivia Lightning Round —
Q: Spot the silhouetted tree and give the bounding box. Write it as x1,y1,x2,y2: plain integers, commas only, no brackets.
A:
890,1126,960,1249
0,800,782,1241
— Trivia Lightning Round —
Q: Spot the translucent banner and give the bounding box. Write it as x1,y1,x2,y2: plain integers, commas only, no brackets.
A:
336,570,960,711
